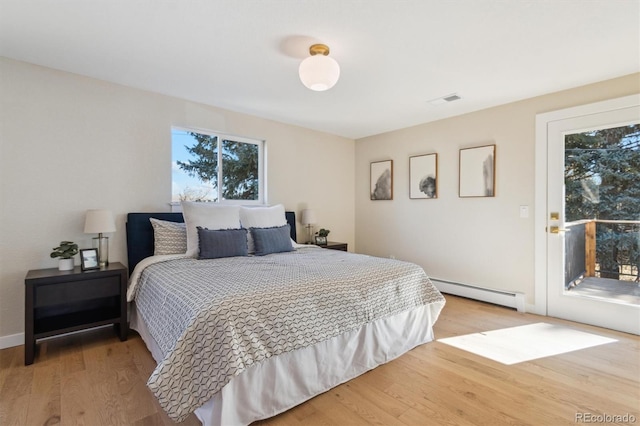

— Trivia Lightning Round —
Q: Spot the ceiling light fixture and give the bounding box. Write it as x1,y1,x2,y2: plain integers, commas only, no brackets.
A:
298,44,340,92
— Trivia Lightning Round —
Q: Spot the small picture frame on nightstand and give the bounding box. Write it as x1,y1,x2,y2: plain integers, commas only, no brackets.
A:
80,248,100,271
315,236,327,245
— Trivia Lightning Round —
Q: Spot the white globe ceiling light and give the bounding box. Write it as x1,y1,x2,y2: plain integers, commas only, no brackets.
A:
298,44,340,91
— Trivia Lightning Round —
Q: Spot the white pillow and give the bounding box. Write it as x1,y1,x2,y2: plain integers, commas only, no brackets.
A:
181,202,241,257
240,204,287,253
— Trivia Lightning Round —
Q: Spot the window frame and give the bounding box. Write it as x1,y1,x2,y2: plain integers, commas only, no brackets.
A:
171,126,266,207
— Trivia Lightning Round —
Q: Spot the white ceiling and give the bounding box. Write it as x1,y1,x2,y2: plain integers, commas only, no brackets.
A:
1,0,638,139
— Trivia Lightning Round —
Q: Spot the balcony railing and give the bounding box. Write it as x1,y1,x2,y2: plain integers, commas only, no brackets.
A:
565,219,640,288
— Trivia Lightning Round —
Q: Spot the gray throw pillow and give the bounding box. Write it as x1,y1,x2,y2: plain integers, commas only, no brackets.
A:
197,227,248,259
251,225,294,256
150,218,187,255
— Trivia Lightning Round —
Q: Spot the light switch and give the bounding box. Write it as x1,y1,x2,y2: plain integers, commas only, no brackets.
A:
519,205,529,218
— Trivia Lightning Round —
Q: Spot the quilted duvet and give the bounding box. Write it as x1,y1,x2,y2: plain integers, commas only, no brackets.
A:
128,247,445,421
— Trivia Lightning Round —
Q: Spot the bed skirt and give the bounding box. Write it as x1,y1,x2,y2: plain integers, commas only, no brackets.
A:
130,300,444,425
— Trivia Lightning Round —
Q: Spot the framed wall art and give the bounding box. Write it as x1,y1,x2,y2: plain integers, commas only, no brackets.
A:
409,153,438,199
370,160,393,200
459,144,496,197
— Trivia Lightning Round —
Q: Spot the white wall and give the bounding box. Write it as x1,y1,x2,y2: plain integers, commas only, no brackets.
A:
0,58,355,343
355,73,640,309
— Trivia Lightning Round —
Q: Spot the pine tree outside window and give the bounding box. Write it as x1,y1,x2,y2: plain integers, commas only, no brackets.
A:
564,124,640,281
171,128,264,205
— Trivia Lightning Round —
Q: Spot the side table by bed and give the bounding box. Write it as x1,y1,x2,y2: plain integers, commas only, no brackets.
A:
320,241,348,251
24,262,128,365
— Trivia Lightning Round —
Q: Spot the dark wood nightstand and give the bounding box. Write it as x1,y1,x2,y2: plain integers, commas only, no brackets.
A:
320,241,348,251
24,262,128,365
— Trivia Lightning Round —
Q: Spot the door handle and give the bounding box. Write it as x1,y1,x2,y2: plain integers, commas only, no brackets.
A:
549,226,567,234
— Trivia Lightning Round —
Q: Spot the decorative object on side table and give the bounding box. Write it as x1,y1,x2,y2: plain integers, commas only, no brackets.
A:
50,241,78,271
315,228,330,245
84,209,116,267
301,209,317,244
80,248,100,271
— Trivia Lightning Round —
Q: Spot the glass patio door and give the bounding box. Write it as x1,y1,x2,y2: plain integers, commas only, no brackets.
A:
546,104,639,335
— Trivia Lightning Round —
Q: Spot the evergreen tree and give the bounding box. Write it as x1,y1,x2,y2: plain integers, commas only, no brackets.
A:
565,125,640,280
220,139,259,200
176,133,259,201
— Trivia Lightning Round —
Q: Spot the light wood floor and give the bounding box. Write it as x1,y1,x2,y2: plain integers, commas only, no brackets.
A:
1,295,638,425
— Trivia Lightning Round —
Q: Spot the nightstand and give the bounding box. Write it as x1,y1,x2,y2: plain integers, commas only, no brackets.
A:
321,241,348,251
24,262,128,365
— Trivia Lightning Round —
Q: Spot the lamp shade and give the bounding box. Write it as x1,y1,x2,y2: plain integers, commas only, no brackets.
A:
299,44,340,92
301,209,317,225
84,209,116,234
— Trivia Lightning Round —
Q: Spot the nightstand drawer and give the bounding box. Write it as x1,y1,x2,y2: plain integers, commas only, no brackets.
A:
34,276,120,307
321,241,348,251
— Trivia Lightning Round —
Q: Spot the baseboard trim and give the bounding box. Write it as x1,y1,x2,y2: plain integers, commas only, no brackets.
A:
0,332,24,350
431,278,526,312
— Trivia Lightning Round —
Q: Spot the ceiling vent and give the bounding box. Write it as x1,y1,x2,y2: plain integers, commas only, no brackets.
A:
428,93,462,106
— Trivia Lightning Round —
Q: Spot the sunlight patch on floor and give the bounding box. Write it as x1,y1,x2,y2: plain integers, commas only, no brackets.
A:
438,322,617,365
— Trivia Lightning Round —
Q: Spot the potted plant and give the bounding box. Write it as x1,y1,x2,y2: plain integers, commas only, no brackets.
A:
315,228,330,245
50,241,79,271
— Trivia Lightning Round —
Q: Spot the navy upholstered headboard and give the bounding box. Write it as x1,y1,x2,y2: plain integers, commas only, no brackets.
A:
126,211,297,275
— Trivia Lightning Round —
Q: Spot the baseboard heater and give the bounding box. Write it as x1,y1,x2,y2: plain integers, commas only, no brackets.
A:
430,278,525,312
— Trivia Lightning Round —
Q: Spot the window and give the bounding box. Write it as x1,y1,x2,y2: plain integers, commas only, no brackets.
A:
171,128,264,204
564,124,640,282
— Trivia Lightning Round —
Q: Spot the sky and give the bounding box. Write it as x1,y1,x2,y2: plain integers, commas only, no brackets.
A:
171,129,216,202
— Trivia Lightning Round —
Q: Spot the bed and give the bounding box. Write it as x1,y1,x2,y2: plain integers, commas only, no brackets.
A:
125,204,445,425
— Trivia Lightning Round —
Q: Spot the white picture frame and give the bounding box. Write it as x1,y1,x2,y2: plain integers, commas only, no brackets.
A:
459,144,496,197
410,153,438,199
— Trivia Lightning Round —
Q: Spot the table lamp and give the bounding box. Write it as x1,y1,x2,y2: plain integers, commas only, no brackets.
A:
84,209,116,267
301,209,317,244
